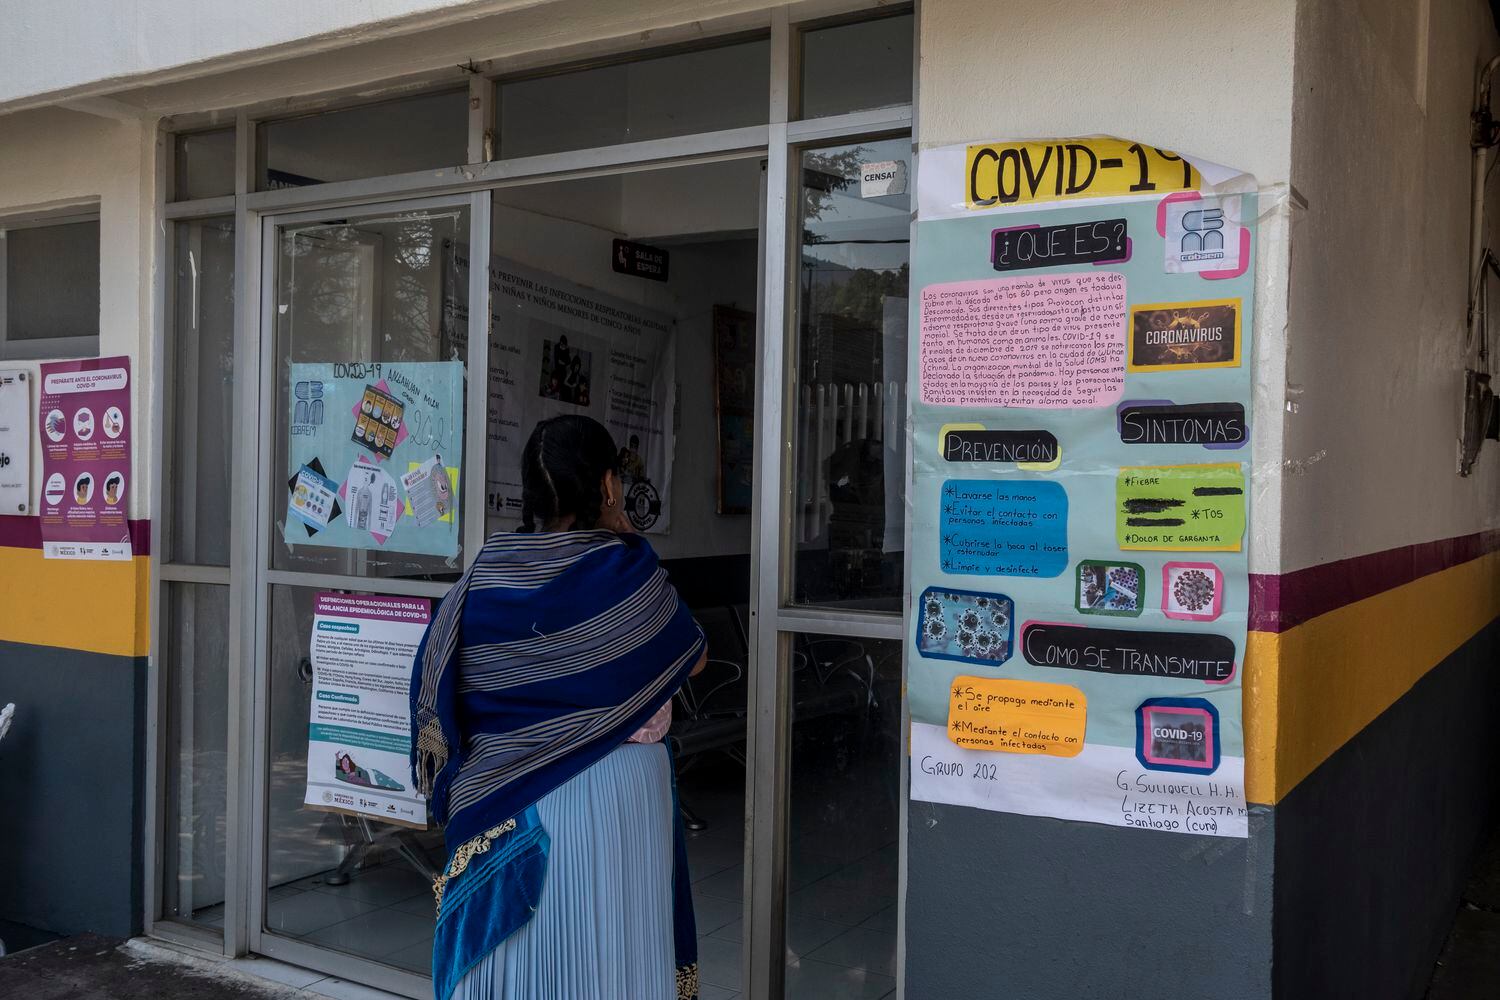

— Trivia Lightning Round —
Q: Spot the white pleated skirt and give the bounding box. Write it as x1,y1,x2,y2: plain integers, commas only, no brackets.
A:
449,742,678,1000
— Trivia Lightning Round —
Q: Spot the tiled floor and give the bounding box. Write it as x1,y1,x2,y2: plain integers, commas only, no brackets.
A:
682,688,903,1000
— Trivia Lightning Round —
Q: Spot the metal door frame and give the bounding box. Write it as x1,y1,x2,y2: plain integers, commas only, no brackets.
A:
149,9,917,997
241,189,486,998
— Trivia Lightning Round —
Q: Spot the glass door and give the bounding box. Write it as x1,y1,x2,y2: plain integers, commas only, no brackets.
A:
247,194,485,996
486,155,767,995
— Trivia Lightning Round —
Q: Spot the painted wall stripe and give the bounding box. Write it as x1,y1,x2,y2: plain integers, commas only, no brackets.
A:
0,544,149,657
0,516,152,554
1244,550,1500,804
1248,529,1500,633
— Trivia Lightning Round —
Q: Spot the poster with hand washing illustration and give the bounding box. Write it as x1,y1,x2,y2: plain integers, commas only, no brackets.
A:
908,138,1257,837
284,361,462,557
303,593,430,828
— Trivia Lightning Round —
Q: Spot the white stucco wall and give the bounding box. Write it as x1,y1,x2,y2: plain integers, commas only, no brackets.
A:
0,0,530,110
0,0,801,117
0,108,157,523
1284,0,1500,571
918,0,1300,573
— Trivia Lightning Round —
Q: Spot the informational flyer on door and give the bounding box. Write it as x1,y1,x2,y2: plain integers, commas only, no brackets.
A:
38,357,132,560
303,592,430,828
479,257,677,534
283,361,462,558
907,137,1257,838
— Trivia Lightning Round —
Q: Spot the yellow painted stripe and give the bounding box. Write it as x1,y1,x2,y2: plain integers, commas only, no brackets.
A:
1244,549,1500,804
0,544,150,657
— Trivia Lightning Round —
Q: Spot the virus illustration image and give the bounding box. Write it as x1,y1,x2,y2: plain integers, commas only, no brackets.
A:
917,590,1015,662
1172,568,1216,612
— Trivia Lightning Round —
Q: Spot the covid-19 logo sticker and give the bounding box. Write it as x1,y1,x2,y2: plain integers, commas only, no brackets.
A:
1135,697,1220,774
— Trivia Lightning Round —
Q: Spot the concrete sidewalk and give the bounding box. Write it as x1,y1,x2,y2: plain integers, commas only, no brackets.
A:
0,935,404,1000
1426,819,1500,1000
6,831,1500,1000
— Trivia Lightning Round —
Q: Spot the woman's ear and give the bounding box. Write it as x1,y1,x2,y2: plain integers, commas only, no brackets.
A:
601,469,620,509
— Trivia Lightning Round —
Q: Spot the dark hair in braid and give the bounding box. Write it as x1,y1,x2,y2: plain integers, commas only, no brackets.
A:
518,415,621,533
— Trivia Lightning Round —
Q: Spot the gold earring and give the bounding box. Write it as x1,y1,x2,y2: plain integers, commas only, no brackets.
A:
606,498,617,508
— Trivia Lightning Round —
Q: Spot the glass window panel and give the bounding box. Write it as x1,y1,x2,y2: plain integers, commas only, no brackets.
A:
174,128,237,200
270,205,469,579
258,91,468,191
162,582,231,928
798,14,914,120
263,584,440,972
171,218,235,566
498,38,770,158
789,137,910,611
3,220,100,342
783,632,900,998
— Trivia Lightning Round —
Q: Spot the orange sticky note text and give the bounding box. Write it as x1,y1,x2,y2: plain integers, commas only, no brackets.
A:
946,676,1086,757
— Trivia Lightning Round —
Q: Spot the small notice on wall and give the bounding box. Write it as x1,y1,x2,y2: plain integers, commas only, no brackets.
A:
919,272,1127,408
303,593,431,828
38,357,132,560
861,159,908,198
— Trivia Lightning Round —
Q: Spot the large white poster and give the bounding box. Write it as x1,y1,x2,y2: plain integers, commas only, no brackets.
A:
483,258,676,533
905,138,1256,838
303,592,430,828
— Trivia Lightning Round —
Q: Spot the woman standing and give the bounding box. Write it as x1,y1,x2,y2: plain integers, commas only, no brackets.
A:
410,415,705,1000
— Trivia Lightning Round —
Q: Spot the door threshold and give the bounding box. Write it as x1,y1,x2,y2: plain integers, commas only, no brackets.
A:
128,938,408,999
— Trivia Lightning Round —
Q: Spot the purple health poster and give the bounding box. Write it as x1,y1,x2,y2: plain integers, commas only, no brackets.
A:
39,356,132,560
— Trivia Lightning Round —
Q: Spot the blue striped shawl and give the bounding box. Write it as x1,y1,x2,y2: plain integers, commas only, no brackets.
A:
410,529,705,999
411,528,704,852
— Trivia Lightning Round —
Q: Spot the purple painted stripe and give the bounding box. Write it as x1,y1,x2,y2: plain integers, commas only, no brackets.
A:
1248,529,1500,633
0,515,152,555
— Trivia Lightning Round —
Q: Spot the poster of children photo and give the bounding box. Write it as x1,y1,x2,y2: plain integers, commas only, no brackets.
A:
537,330,593,406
